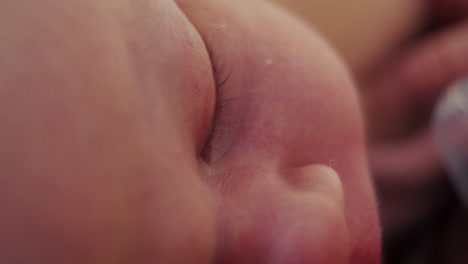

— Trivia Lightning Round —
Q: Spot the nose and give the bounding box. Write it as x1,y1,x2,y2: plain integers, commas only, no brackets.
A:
271,164,349,264
214,163,349,264
284,164,344,206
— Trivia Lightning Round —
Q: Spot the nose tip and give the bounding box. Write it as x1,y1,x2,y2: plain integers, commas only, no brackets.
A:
284,164,344,210
264,165,349,264
215,164,350,264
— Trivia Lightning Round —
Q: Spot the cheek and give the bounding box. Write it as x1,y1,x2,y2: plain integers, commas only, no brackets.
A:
252,55,380,262
225,48,365,168
220,29,380,263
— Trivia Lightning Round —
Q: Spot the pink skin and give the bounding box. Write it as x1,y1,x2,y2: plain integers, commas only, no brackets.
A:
0,0,380,263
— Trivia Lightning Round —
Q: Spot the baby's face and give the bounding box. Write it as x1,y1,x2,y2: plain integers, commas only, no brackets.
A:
0,0,380,263
152,0,381,262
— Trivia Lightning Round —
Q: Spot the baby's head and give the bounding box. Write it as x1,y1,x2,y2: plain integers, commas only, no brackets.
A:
0,0,381,263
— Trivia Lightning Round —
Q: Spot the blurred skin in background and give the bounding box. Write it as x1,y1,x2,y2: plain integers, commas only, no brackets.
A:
0,0,380,263
271,0,426,80
273,0,468,262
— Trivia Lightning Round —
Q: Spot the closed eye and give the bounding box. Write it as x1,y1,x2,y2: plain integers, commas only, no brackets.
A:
201,57,239,163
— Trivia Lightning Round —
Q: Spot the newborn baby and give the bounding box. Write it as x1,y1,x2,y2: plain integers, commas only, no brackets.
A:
0,0,380,263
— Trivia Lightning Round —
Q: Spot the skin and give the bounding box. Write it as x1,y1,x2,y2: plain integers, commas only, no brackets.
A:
0,0,381,263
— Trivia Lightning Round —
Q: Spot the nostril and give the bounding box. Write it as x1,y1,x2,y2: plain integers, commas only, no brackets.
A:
283,164,344,210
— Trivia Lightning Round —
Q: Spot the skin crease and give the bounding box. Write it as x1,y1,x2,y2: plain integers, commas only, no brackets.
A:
0,0,380,263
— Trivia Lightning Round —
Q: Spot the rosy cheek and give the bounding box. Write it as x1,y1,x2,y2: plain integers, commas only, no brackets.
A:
203,47,364,169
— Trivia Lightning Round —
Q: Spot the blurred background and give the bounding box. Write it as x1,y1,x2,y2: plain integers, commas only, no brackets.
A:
269,0,468,263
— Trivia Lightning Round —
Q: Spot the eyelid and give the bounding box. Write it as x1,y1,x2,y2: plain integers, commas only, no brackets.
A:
201,62,231,162
200,42,241,163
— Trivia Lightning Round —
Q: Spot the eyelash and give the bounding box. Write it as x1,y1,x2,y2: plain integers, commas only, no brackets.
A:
201,59,235,162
